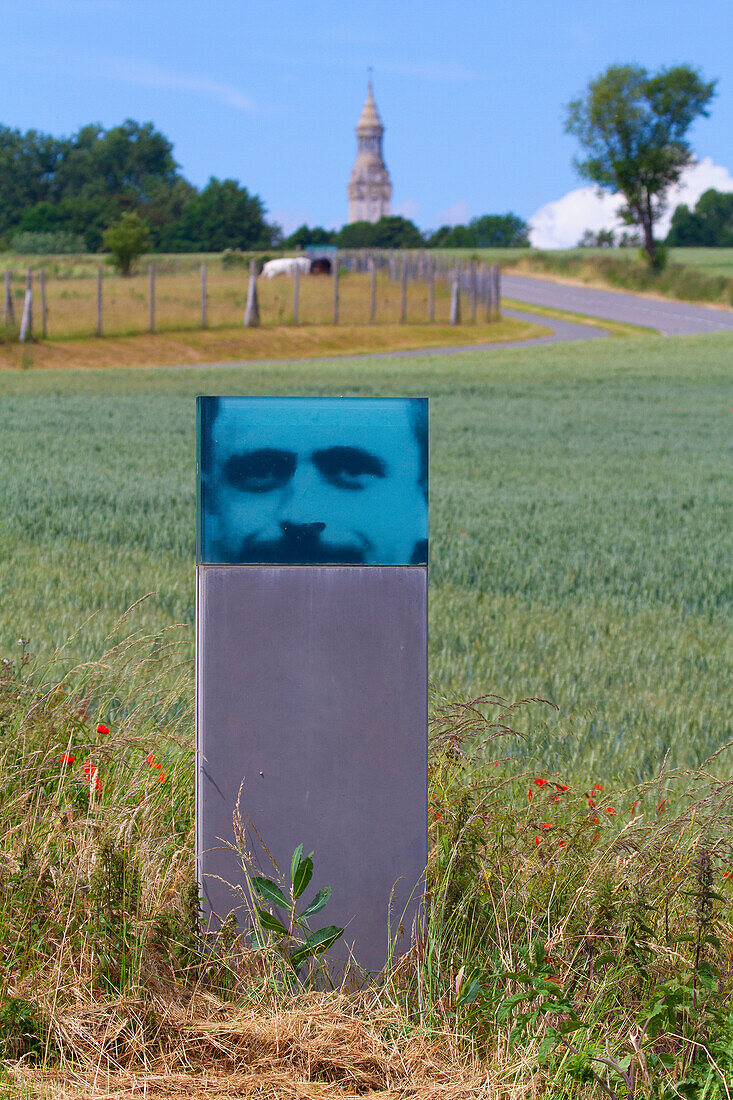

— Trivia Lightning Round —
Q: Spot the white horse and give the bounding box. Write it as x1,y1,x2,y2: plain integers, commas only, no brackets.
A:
261,256,311,278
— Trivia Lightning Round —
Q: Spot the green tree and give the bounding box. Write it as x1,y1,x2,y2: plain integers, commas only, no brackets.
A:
0,126,67,242
166,178,278,251
565,64,716,267
103,211,152,275
426,213,529,248
282,224,335,249
336,215,423,248
667,188,733,246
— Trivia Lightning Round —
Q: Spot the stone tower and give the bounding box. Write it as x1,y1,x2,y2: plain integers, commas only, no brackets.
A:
348,81,392,224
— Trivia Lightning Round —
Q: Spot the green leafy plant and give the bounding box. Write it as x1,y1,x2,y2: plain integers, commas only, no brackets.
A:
249,844,343,981
102,212,151,276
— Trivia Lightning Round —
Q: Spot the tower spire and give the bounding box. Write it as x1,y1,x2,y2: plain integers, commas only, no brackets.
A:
348,78,392,224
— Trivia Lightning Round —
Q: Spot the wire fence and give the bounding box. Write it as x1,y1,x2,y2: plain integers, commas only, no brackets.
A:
2,250,502,342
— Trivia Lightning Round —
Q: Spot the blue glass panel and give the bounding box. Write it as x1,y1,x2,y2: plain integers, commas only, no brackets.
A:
197,396,428,565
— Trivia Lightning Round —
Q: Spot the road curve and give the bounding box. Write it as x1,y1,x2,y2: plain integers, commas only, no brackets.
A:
380,308,609,357
163,308,610,371
502,274,733,336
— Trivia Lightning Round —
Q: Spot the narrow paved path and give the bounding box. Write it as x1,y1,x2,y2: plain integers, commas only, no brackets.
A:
502,274,733,336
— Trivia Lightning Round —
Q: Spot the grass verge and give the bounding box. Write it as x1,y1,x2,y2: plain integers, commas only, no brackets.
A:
506,251,733,307
503,297,657,337
0,317,546,371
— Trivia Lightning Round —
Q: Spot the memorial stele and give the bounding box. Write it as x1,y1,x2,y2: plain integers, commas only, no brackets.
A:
347,81,392,224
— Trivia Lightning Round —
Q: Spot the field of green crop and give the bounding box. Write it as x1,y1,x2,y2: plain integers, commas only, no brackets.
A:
1,332,731,784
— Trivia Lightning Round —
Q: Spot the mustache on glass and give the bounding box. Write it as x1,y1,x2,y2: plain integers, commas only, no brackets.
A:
222,521,367,565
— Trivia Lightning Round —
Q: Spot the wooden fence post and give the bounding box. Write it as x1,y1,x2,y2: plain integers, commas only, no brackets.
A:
449,270,461,325
400,256,407,323
19,268,32,342
428,258,434,322
332,251,339,324
39,269,47,338
483,264,492,321
244,258,260,326
470,260,477,323
492,264,501,319
96,267,103,335
4,269,14,326
293,261,300,325
369,256,376,322
149,263,155,333
201,262,207,328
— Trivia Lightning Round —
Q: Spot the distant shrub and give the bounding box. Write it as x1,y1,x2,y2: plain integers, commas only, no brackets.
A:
221,248,249,268
517,250,733,304
10,230,86,254
103,213,152,276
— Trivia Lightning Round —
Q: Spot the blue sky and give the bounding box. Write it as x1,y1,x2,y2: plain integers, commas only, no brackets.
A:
3,0,732,234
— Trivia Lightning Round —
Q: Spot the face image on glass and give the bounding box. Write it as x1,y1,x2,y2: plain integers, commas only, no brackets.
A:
198,397,428,566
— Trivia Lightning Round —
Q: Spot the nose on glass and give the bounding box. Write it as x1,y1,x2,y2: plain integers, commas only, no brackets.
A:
281,521,326,539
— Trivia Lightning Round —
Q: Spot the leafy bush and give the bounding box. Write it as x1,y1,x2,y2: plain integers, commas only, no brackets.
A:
103,212,152,276
10,230,86,254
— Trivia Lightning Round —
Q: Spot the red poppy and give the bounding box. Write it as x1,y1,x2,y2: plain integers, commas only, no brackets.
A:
723,872,733,881
145,753,156,765
587,797,596,809
528,789,533,801
534,778,548,786
157,772,166,783
554,783,569,792
96,723,110,736
60,753,75,765
593,784,603,792
153,762,162,770
534,837,541,846
558,841,568,849
433,811,443,822
592,815,600,824
605,807,617,816
81,760,97,776
551,796,562,804
541,822,552,830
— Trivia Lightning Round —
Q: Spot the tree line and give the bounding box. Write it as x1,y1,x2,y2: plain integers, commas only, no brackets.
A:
2,102,730,260
0,117,531,256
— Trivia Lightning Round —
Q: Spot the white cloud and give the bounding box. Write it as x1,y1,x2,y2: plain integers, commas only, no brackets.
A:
435,201,471,226
529,157,733,249
392,198,420,221
110,59,256,113
529,187,624,249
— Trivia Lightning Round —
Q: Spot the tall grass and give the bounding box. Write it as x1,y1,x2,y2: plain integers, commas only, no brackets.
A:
2,640,733,1097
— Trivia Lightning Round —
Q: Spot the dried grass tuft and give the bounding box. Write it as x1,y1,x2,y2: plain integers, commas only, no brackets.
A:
17,994,492,1099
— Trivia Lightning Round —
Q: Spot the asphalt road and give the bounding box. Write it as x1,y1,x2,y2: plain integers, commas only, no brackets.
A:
502,274,733,336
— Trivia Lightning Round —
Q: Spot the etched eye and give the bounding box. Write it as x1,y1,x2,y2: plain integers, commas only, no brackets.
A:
312,446,387,490
223,449,296,493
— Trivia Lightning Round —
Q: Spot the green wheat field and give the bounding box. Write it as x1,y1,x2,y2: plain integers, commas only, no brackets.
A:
1,331,731,784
